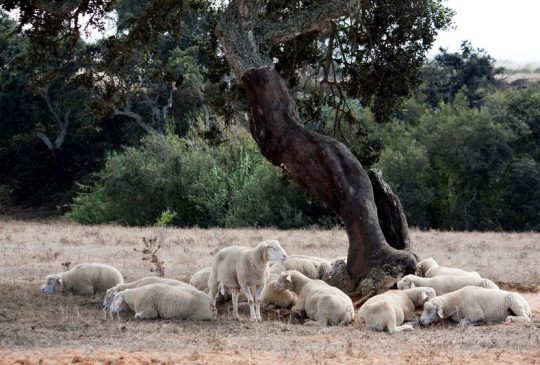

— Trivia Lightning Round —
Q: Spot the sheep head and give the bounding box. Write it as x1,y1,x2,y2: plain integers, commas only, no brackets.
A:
41,275,63,294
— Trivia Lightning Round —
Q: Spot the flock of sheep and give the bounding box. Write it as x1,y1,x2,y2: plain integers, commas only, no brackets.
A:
40,239,532,332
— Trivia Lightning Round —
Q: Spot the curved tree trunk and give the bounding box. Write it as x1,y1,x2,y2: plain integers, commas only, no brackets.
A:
217,0,417,282
242,68,416,279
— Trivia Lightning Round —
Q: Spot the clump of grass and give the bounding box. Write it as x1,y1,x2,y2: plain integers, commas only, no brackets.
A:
134,237,165,277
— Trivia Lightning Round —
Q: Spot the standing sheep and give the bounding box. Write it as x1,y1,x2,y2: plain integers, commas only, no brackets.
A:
109,283,216,321
274,270,354,326
41,263,123,296
417,258,480,278
357,287,436,333
208,239,288,321
103,276,190,317
397,274,499,295
420,286,532,326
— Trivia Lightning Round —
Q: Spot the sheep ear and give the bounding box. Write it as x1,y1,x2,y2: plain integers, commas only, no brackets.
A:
437,306,444,318
286,274,292,283
410,281,415,288
57,277,63,284
420,291,427,302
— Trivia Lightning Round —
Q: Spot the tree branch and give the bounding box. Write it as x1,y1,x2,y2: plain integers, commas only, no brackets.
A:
260,1,360,45
114,108,157,134
32,131,53,151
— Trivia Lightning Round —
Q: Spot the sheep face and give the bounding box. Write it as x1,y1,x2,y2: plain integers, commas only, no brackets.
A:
397,276,414,290
109,293,129,314
265,240,288,262
327,259,346,278
102,289,117,311
274,272,294,292
41,275,63,294
419,299,443,325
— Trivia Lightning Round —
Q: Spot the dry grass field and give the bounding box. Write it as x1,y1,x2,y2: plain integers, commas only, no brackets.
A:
0,218,539,364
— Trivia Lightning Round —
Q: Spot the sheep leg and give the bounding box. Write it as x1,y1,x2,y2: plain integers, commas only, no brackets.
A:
505,295,531,323
389,324,415,333
254,284,264,321
240,285,257,321
386,309,414,333
134,309,158,320
231,289,240,319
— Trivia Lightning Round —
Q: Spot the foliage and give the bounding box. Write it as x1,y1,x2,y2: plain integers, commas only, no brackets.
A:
422,41,503,108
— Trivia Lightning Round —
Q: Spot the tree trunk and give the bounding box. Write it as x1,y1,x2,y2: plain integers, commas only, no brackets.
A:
241,67,416,279
52,147,66,187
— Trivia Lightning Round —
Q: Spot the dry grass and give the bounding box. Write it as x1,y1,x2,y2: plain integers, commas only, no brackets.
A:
0,218,539,364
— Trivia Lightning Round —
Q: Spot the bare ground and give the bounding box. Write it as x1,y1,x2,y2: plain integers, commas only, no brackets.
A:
0,219,539,364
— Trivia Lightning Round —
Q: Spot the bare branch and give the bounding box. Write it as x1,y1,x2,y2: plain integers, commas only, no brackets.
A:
32,131,53,151
38,87,63,129
114,108,157,135
53,109,71,149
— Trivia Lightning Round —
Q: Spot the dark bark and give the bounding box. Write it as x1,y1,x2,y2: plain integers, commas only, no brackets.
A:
52,147,66,187
242,67,416,279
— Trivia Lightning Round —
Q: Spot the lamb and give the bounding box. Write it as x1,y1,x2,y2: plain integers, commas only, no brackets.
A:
397,274,499,295
356,287,436,333
109,283,216,321
417,258,481,278
269,255,331,279
41,263,123,296
208,239,288,321
103,276,190,316
274,270,354,326
420,286,532,326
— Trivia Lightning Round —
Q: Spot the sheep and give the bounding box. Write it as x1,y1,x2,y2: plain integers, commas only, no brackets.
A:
321,258,357,294
261,273,297,309
269,255,331,279
208,239,288,321
41,263,123,296
274,270,354,326
420,286,532,326
356,287,436,333
109,283,216,321
397,274,499,295
417,258,481,278
102,276,190,317
190,267,212,292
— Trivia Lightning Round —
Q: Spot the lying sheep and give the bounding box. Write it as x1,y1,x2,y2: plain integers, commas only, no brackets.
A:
417,258,480,278
190,267,212,292
208,239,288,321
103,276,190,317
261,273,297,309
420,286,532,326
321,258,357,294
357,287,436,333
270,255,331,279
274,270,354,326
397,274,499,295
41,263,123,296
109,283,216,321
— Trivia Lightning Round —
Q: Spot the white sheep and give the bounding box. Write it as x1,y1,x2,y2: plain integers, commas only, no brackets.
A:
269,255,331,279
103,276,190,317
41,263,123,296
274,270,354,326
190,267,212,292
357,287,436,333
420,286,532,326
261,273,297,309
109,283,216,321
417,257,481,278
208,239,288,321
397,274,499,295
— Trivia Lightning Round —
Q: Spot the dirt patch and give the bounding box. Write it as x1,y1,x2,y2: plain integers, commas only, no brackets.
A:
1,220,540,364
